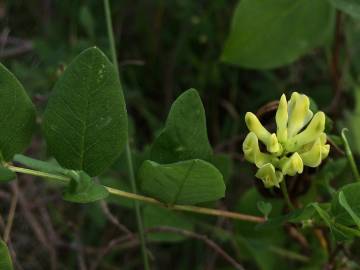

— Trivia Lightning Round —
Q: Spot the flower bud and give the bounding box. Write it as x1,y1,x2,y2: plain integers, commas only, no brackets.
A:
280,152,303,176
255,163,283,188
286,111,325,152
245,112,280,153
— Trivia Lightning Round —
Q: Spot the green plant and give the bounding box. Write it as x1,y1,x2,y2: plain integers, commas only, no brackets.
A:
3,0,360,269
0,44,264,269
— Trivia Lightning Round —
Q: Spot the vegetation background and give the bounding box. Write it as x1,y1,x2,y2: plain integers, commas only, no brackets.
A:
1,0,360,269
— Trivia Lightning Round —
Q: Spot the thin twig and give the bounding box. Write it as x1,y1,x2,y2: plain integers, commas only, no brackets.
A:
75,231,88,270
93,226,245,270
280,181,295,211
0,36,33,59
103,0,150,268
3,182,18,243
90,235,133,270
100,200,133,236
6,164,265,223
15,181,57,269
341,128,360,181
39,206,59,269
149,227,245,270
327,11,343,116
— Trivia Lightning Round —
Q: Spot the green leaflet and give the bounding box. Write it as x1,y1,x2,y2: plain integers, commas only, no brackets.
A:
257,201,272,218
150,89,213,164
43,47,128,176
331,183,360,227
14,154,68,175
313,202,360,241
338,191,360,229
63,170,109,203
0,165,16,183
0,64,36,161
329,0,360,19
139,159,225,205
222,0,334,69
0,240,13,270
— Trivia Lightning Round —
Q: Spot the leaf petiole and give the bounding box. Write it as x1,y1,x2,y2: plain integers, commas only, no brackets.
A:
5,163,265,224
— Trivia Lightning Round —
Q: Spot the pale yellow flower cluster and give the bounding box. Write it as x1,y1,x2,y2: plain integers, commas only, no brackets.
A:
243,92,330,188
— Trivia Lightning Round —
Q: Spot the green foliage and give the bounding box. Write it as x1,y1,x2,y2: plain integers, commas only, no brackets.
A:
143,205,194,242
329,0,360,19
139,159,225,205
234,188,286,270
0,165,16,183
211,153,233,183
0,64,36,161
150,89,213,164
315,158,347,186
331,183,360,227
222,0,334,69
63,170,109,203
0,240,13,270
43,47,128,177
257,201,272,218
3,1,360,269
343,90,360,154
14,154,68,174
338,191,360,229
79,5,95,40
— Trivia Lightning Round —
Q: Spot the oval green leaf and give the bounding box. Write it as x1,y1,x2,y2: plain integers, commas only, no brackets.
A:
0,64,36,161
150,89,212,164
222,0,335,69
0,240,13,270
139,159,225,205
43,47,128,176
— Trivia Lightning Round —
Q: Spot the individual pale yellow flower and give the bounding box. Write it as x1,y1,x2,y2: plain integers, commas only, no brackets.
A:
243,92,330,188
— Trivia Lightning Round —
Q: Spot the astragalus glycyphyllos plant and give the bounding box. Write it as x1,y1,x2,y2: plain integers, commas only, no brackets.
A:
243,92,330,188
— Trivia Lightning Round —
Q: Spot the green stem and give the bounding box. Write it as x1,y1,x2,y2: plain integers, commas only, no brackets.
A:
341,128,360,182
103,1,149,268
280,181,295,211
5,164,265,223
